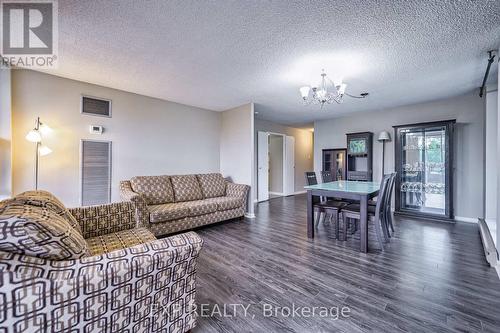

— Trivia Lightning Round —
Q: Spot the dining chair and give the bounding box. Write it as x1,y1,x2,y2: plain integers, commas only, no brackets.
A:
321,170,334,183
341,174,391,250
384,173,397,235
305,172,347,239
368,172,397,237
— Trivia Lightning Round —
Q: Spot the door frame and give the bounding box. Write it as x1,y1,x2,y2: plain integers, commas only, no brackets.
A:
257,131,294,201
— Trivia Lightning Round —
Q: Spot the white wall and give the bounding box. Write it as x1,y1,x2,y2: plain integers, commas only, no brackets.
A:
314,92,485,220
254,118,314,199
11,70,222,206
269,134,283,193
485,85,498,245
220,103,255,216
497,49,500,249
0,68,12,200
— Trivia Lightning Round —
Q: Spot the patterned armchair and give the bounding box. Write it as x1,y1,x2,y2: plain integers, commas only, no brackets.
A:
0,191,203,332
120,173,250,237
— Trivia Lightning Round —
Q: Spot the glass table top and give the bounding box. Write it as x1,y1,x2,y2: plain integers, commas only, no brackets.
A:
304,181,381,194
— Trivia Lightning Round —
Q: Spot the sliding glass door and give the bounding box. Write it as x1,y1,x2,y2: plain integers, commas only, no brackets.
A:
394,120,455,220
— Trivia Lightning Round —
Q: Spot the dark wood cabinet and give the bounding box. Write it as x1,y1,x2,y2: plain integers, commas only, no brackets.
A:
346,132,373,181
322,149,347,180
393,120,455,221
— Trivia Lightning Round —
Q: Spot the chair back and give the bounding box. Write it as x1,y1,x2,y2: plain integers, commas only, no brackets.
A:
305,172,318,186
374,174,391,219
384,173,396,210
321,170,334,183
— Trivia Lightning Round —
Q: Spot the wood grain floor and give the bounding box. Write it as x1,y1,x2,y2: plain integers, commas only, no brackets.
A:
193,194,500,332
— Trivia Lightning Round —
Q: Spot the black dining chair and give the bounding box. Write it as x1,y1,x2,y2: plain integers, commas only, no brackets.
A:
368,172,396,238
305,172,347,239
340,174,392,250
321,170,334,183
384,173,397,235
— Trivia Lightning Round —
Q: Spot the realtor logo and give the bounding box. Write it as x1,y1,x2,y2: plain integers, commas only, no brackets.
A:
1,0,58,68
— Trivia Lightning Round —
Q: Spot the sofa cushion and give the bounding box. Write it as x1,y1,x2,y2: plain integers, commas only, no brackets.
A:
13,190,83,235
185,200,218,217
0,200,90,260
130,175,174,205
171,175,203,202
149,203,190,223
206,197,245,211
85,227,156,256
197,173,226,198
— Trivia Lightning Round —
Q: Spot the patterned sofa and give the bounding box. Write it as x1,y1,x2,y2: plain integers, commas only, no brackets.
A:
120,173,250,236
0,190,203,332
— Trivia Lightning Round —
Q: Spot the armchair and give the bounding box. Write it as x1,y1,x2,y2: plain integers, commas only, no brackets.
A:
0,192,203,333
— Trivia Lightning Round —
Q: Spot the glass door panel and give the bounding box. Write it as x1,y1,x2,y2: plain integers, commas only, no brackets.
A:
396,121,453,220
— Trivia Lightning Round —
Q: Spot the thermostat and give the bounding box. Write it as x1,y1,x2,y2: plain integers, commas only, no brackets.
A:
89,125,103,134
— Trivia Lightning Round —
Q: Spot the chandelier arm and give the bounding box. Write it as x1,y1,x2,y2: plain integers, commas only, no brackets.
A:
345,93,368,99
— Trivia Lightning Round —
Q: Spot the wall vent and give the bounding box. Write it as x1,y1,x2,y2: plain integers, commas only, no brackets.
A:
81,140,112,206
81,95,112,117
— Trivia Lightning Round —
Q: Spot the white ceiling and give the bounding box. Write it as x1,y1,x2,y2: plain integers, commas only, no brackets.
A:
48,0,500,125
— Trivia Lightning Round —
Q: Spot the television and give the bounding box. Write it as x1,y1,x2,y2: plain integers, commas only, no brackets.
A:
349,138,367,154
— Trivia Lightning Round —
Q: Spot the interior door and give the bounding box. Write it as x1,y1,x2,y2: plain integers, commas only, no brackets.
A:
283,136,295,196
257,131,269,202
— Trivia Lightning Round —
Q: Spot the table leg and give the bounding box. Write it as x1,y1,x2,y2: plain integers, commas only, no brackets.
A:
360,195,368,253
307,190,314,238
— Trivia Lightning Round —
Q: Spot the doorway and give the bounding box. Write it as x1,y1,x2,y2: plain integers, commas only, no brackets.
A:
257,131,295,202
269,134,283,198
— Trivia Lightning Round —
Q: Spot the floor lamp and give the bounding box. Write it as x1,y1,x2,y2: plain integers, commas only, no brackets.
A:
378,130,391,180
25,117,52,190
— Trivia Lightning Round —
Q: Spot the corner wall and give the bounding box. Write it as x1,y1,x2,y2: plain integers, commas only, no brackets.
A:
314,92,485,220
220,103,255,216
497,49,500,249
0,68,12,200
485,85,498,245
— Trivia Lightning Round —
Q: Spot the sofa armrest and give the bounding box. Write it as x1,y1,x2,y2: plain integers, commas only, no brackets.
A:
226,182,250,199
0,231,203,332
68,201,138,239
120,180,149,228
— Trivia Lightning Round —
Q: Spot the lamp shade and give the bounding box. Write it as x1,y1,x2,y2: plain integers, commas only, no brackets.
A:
39,123,52,135
26,129,42,142
299,86,310,99
378,130,391,142
39,145,52,156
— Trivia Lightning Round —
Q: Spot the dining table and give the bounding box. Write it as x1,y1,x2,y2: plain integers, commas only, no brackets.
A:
304,180,380,253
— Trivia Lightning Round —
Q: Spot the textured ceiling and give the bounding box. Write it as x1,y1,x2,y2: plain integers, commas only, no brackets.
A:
47,0,500,124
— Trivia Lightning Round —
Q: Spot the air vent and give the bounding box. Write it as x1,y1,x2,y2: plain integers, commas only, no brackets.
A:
81,95,112,117
81,140,112,206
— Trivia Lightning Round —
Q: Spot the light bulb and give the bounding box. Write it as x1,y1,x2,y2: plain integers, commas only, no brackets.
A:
299,86,310,99
25,129,42,143
39,123,52,135
316,89,327,99
338,83,347,95
39,145,52,156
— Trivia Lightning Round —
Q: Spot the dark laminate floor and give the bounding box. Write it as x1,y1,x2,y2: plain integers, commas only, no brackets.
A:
193,194,500,333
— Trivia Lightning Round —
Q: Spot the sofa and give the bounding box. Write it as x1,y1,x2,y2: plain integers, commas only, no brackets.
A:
0,190,203,333
120,173,250,237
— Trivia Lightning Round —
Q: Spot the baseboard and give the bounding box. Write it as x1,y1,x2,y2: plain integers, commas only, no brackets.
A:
269,192,284,196
454,216,478,223
245,213,256,219
478,218,499,268
294,190,306,195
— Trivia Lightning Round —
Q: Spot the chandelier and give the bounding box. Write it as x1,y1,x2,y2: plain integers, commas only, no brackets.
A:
299,70,368,107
